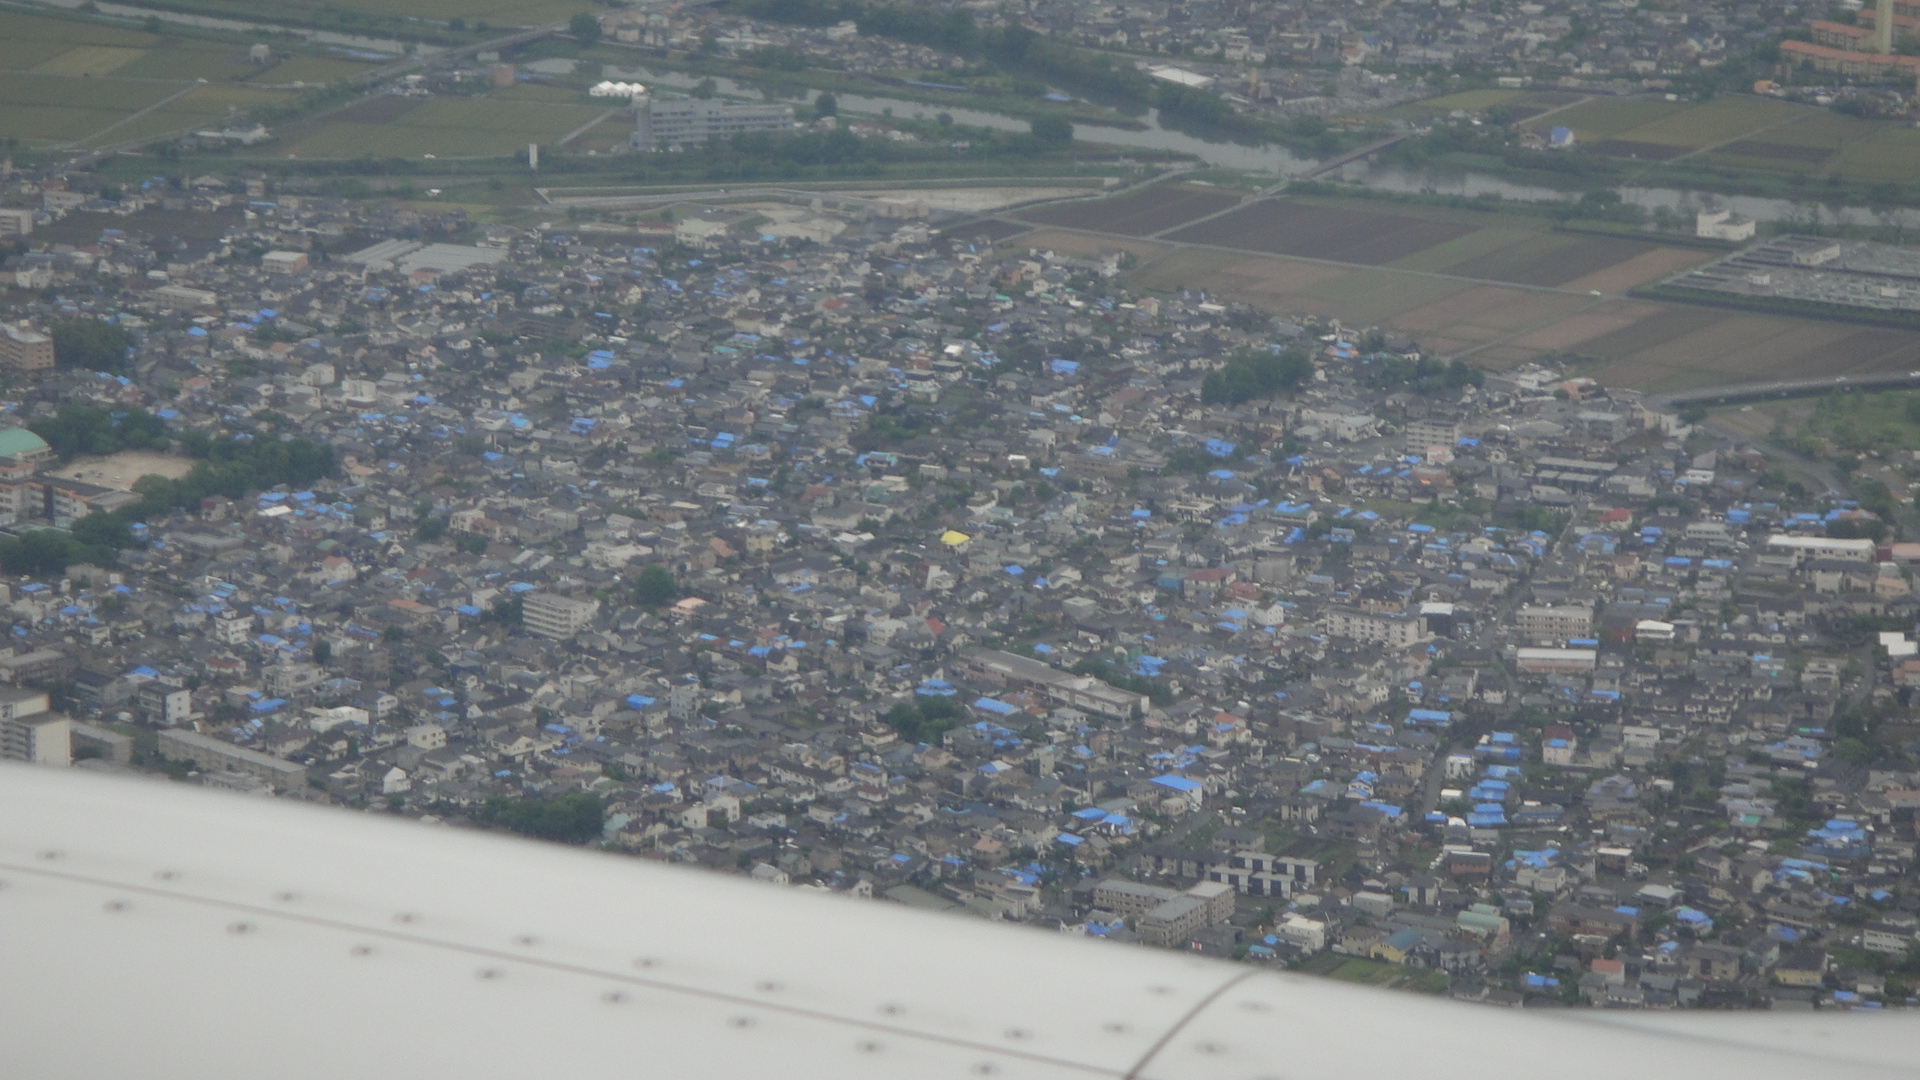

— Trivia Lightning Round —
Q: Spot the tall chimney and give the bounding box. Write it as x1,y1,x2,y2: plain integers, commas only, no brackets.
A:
1877,0,1894,55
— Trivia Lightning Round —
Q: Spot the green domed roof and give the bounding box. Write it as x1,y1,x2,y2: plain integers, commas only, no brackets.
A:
0,428,51,458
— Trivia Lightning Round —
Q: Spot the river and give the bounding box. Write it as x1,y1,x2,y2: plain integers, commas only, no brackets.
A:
25,0,422,57
607,60,1920,229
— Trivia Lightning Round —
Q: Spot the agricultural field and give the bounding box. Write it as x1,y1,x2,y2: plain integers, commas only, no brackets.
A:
1012,228,1168,264
1521,95,1687,144
1602,93,1805,149
941,218,1034,244
0,11,368,147
0,11,258,82
1112,190,1920,391
1506,91,1920,182
1435,233,1663,287
100,83,295,146
248,55,378,87
1376,87,1526,121
1165,199,1475,264
1828,126,1920,183
280,94,609,157
1019,183,1241,237
257,0,592,25
0,72,157,143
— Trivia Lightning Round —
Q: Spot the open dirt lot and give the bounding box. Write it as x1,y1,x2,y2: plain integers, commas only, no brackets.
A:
1019,183,1242,237
48,451,196,491
1166,199,1475,265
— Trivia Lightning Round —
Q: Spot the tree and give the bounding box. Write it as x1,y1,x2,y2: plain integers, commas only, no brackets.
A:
813,92,837,117
1030,114,1073,145
52,319,134,373
313,640,332,665
30,405,167,460
884,696,961,744
634,565,678,606
481,791,605,843
568,11,601,43
1200,348,1314,405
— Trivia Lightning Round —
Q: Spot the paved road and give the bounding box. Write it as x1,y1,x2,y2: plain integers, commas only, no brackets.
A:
1655,370,1920,410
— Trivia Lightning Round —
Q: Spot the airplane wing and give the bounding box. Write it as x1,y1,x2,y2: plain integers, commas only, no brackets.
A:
0,765,1909,1079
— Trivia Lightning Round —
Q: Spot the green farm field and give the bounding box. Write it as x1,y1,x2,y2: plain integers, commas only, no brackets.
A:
0,11,256,81
1523,96,1686,142
282,95,608,157
248,55,378,86
1604,93,1804,148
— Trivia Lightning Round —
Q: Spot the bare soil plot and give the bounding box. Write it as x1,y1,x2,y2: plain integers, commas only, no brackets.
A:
1388,285,1539,333
1165,199,1474,265
1387,289,1587,357
48,451,195,490
1383,226,1540,274
939,218,1032,244
1440,235,1659,287
1128,249,1355,314
1291,267,1471,324
1504,300,1667,352
1588,139,1688,160
1019,183,1241,236
1569,305,1732,359
1560,246,1712,294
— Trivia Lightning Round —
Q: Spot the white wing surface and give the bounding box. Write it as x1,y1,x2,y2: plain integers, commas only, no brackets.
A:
0,765,1909,1079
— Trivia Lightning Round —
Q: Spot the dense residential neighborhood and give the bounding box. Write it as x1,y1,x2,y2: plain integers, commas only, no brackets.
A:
6,156,1920,1015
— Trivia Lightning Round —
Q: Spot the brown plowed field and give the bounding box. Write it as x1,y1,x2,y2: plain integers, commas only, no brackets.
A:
1165,199,1474,264
1441,236,1661,287
1019,184,1242,236
941,218,1034,243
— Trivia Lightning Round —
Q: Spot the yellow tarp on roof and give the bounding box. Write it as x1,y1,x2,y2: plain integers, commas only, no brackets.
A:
940,530,971,546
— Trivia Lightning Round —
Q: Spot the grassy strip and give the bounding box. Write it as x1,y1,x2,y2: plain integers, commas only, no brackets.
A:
1551,220,1739,251
1630,282,1920,330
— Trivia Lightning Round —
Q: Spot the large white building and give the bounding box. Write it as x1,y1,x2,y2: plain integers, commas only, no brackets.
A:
0,687,68,767
157,728,307,790
1321,606,1424,648
1764,534,1875,565
634,98,795,150
1517,604,1593,642
522,592,601,640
